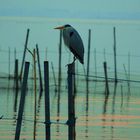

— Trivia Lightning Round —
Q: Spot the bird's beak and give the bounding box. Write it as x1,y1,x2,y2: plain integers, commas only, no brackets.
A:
54,25,65,30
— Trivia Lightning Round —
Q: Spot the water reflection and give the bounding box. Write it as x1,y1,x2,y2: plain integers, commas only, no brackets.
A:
111,83,118,140
120,84,123,109
85,84,89,139
13,89,19,126
102,83,121,140
112,83,117,113
13,89,19,113
1,80,140,140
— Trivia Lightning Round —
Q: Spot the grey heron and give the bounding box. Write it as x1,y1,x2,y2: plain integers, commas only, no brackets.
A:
54,24,84,64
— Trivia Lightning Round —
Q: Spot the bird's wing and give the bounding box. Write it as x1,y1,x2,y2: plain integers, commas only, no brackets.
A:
69,29,84,63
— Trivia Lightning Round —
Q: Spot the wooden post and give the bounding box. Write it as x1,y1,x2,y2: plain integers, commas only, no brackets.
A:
33,49,37,140
58,30,62,94
51,62,57,92
104,48,106,61
36,44,43,92
103,62,109,96
121,84,123,107
86,29,91,92
57,30,62,122
20,29,30,80
8,47,11,79
123,64,130,94
14,59,19,90
15,62,30,140
67,63,76,140
113,27,117,83
94,48,97,81
128,52,130,91
44,61,51,140
14,48,17,62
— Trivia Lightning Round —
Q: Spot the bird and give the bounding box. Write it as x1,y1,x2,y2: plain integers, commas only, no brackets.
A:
54,24,84,64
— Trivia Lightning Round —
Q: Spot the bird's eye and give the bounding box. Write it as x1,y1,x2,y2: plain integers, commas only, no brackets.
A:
70,32,74,37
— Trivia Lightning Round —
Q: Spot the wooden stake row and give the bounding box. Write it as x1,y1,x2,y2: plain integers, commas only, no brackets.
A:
14,61,76,140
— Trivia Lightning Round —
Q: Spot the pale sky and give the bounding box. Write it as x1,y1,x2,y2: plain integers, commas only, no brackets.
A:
0,0,140,19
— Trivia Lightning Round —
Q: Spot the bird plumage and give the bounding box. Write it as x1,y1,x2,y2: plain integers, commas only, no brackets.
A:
55,24,84,64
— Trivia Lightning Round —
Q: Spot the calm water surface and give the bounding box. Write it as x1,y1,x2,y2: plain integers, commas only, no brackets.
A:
0,78,140,140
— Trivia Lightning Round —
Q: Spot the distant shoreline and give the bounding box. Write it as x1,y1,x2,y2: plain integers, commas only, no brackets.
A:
0,16,140,25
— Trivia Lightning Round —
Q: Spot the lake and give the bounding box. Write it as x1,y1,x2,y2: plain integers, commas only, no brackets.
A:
0,16,140,140
0,74,140,140
1,17,140,74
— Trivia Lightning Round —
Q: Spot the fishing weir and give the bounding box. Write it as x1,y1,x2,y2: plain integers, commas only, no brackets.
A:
0,28,140,140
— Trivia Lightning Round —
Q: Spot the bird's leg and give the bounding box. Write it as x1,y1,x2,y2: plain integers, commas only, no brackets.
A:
65,56,76,67
72,56,76,64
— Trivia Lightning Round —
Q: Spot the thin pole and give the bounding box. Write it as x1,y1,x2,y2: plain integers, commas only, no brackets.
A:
8,47,11,79
14,48,17,61
87,29,91,76
86,29,91,92
15,62,30,140
57,30,62,121
113,27,117,83
33,49,37,140
44,61,51,140
20,29,30,80
94,48,97,80
14,48,17,77
104,48,106,61
51,62,57,92
123,64,130,94
36,44,43,92
58,30,62,93
14,59,19,90
67,63,76,140
121,84,123,107
128,52,130,87
103,62,110,96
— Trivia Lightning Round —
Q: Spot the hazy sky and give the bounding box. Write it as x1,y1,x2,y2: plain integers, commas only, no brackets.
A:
1,0,140,19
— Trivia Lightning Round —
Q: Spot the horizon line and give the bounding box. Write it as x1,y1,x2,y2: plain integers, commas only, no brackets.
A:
0,16,140,25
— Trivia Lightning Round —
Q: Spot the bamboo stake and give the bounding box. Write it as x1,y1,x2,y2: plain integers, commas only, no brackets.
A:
103,62,110,96
20,29,30,80
67,63,76,140
58,30,62,94
36,44,43,92
51,62,57,92
113,27,117,83
14,59,19,90
33,49,37,140
57,30,62,122
128,52,130,92
86,29,91,92
44,61,51,140
15,62,30,140
8,47,11,79
94,48,97,81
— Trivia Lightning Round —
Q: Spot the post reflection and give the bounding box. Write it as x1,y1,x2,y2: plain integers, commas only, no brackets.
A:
85,84,89,139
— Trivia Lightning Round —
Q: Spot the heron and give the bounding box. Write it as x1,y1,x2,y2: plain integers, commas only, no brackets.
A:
54,24,84,64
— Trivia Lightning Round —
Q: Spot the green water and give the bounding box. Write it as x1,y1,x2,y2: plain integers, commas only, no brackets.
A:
0,77,140,140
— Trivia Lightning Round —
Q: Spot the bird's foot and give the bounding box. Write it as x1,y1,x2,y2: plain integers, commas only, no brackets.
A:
65,56,76,67
65,61,75,67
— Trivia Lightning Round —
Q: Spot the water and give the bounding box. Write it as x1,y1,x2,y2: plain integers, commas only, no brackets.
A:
0,16,140,139
0,77,140,140
1,17,140,74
